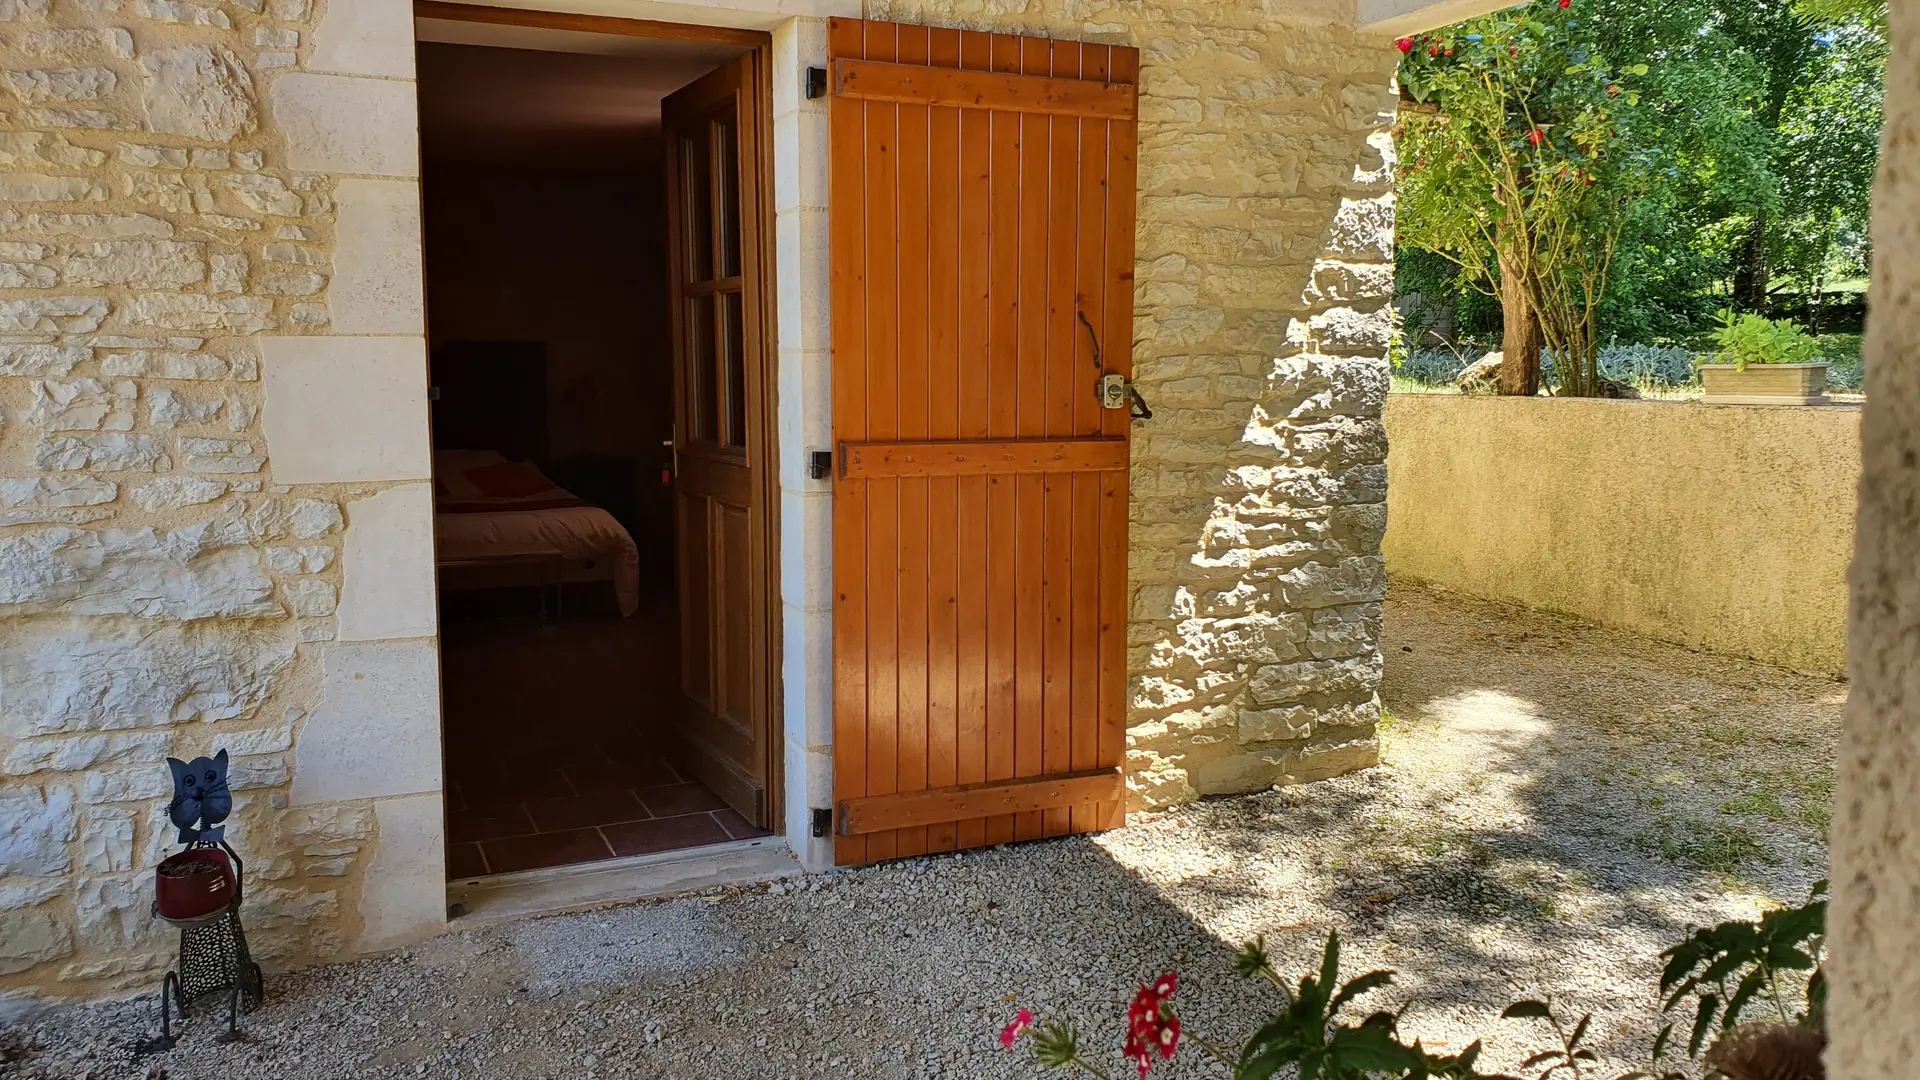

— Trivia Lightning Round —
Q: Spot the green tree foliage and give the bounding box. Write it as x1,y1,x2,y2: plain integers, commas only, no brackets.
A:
1770,16,1885,310
1394,0,1887,358
1395,0,1654,395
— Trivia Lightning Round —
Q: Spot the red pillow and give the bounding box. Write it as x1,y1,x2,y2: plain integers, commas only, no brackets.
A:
465,461,556,498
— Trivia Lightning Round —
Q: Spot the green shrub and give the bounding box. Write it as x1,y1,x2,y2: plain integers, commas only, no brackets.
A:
1709,311,1823,370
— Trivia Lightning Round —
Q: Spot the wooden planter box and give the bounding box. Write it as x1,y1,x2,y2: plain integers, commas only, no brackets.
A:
1699,363,1830,406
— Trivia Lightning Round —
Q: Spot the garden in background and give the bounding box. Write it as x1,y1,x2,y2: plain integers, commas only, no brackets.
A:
1390,0,1888,399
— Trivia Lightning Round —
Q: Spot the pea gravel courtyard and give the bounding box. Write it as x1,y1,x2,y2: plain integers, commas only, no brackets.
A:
1,581,1841,1080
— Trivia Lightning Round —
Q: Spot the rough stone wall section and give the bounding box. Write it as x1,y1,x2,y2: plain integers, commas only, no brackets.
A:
0,0,436,1003
1829,0,1918,1072
865,0,1399,807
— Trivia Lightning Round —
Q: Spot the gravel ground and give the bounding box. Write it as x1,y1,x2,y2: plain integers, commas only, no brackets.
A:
2,581,1842,1080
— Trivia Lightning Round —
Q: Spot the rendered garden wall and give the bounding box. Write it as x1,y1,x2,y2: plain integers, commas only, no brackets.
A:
1382,394,1859,675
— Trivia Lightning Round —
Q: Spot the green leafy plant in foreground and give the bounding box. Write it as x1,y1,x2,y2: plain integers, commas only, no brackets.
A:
1657,881,1828,1059
1230,931,1431,1079
1707,310,1822,369
1000,883,1829,1079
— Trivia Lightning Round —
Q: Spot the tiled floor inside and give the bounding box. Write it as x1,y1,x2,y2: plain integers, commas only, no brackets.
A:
439,593,768,879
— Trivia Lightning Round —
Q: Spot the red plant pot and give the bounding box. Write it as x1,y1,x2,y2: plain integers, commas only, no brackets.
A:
153,848,235,926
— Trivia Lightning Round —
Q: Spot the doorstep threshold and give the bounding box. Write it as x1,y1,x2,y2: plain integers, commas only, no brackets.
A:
446,836,802,927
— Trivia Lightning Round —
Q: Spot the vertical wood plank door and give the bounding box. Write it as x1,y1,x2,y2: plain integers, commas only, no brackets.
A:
828,18,1139,865
665,56,776,828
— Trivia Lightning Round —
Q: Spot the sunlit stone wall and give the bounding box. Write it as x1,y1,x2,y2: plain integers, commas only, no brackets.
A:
0,0,443,1005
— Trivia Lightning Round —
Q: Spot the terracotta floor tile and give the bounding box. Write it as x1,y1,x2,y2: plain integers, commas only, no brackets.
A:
602,814,730,858
481,828,614,875
565,759,676,794
444,608,740,876
447,804,536,844
712,807,771,840
462,769,575,803
636,782,727,818
524,790,649,833
446,842,489,880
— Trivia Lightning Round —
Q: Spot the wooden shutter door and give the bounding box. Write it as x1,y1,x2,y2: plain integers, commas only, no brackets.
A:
828,18,1139,865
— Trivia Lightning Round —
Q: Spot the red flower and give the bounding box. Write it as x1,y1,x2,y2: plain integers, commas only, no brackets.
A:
1155,1016,1182,1059
1123,976,1181,1077
1559,0,1571,7
1427,44,1439,55
998,1007,1034,1049
1396,36,1414,52
1527,128,1545,145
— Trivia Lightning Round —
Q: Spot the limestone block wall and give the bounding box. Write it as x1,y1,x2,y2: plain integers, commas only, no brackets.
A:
0,0,442,1004
863,0,1400,807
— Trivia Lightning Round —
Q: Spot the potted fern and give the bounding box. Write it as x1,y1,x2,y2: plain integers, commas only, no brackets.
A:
1698,311,1830,405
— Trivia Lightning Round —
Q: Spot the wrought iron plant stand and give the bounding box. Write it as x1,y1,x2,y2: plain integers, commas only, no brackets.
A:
140,749,265,1053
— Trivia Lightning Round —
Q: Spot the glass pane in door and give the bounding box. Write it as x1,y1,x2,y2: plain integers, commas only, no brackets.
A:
714,108,741,279
688,293,717,443
720,290,746,447
682,131,712,282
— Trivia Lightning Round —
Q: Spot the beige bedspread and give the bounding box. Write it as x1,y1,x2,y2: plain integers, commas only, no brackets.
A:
433,450,640,617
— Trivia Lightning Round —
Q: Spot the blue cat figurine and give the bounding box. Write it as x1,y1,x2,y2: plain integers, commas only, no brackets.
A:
166,749,232,844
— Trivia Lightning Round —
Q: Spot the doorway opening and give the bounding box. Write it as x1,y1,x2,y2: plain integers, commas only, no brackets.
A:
416,8,781,881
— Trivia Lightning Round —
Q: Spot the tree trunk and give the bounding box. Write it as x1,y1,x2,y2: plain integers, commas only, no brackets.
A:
1497,253,1541,396
1735,206,1771,313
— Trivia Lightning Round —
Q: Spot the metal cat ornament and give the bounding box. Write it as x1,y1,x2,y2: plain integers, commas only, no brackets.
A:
166,749,233,844
143,745,263,1053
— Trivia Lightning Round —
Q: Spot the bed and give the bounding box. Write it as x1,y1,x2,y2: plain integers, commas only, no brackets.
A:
433,450,641,618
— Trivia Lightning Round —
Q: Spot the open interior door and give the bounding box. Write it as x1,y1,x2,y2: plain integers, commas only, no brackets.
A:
828,19,1140,864
664,56,775,828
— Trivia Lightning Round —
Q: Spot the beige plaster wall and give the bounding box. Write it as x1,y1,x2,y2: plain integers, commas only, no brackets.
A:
0,0,444,1004
1383,395,1860,675
1827,0,1918,1072
861,0,1402,807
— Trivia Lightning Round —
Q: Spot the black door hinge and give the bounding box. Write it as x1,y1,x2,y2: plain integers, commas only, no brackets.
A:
805,66,828,100
808,449,832,480
810,807,833,837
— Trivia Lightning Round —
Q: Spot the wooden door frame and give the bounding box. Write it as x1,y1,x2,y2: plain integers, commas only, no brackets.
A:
413,0,786,833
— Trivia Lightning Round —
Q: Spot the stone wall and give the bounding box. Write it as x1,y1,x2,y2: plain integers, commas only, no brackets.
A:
1384,395,1860,675
0,0,441,1005
1828,0,1917,1071
862,0,1399,806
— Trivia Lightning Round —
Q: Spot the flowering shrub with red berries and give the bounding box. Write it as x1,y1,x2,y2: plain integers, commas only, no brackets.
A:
1394,0,1653,397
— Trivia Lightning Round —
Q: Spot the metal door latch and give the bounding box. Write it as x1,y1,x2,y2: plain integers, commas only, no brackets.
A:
1083,310,1150,420
1098,374,1153,419
805,67,828,99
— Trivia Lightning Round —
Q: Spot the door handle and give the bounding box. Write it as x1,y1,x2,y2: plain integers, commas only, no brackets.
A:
1127,383,1152,420
662,426,677,486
